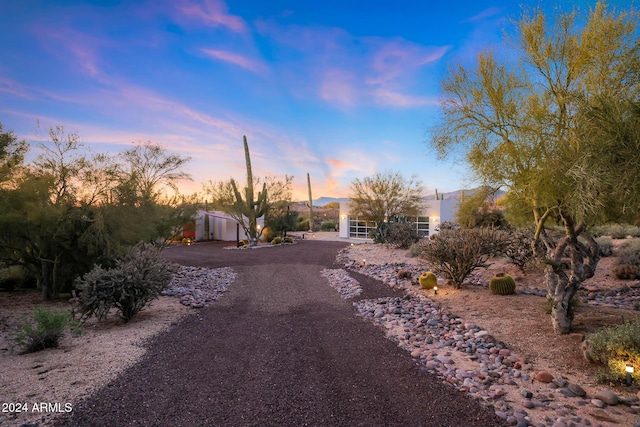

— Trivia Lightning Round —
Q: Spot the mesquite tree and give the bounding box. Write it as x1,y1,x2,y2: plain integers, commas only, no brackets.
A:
430,2,640,333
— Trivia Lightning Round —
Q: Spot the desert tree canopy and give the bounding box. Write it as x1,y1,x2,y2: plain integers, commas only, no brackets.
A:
429,1,640,333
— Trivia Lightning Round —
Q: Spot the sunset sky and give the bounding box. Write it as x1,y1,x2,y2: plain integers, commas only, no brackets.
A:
0,0,628,201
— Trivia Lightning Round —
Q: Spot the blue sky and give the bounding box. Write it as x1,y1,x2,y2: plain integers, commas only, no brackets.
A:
0,0,628,200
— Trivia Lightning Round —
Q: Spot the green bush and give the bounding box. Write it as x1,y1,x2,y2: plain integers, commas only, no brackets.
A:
595,237,613,257
585,319,640,384
283,236,294,244
271,237,283,244
414,227,508,288
75,243,174,323
320,221,336,231
297,219,310,231
13,307,80,354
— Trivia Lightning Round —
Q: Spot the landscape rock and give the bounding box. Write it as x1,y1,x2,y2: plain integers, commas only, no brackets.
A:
535,371,554,383
593,389,619,405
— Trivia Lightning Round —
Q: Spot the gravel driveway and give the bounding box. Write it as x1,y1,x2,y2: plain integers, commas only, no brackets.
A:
55,241,505,427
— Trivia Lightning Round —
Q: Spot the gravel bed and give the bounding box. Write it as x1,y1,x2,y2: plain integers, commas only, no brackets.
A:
329,249,640,427
161,266,237,308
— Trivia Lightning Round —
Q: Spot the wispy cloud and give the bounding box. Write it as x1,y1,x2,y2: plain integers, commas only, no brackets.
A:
201,48,267,74
0,76,31,99
370,89,438,108
32,26,104,77
463,7,502,23
255,19,450,109
175,0,248,34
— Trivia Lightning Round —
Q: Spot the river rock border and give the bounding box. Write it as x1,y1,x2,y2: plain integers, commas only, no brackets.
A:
333,248,640,427
162,266,237,308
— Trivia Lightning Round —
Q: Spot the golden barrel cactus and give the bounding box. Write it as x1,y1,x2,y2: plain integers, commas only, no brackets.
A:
419,272,437,289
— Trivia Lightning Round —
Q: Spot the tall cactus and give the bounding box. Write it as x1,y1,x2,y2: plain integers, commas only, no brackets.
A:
230,136,268,245
307,172,314,231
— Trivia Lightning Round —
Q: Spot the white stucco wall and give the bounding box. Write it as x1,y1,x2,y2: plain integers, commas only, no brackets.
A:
193,210,263,241
338,197,459,239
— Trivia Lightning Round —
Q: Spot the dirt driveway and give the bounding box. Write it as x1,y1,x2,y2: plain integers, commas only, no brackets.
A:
55,241,504,427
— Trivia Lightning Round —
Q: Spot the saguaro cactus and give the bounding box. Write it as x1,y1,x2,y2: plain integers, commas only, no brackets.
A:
307,172,314,231
230,136,268,245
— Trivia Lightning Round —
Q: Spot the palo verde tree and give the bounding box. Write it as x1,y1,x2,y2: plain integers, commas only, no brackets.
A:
348,170,423,226
430,2,640,333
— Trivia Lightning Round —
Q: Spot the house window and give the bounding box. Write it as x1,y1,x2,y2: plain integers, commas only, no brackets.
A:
415,216,430,237
348,217,377,239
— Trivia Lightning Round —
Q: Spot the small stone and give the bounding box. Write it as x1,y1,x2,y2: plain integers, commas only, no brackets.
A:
522,390,533,399
522,399,535,409
552,377,568,387
558,388,576,398
535,371,554,383
591,399,605,408
593,389,619,405
411,349,423,358
567,383,587,397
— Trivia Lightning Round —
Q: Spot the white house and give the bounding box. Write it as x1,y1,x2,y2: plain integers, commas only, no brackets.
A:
338,198,458,240
190,210,264,242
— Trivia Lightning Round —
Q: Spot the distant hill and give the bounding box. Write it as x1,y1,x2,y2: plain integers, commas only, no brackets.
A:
308,189,504,206
312,196,350,207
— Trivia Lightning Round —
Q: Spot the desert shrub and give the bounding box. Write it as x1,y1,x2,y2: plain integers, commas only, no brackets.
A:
75,243,175,323
13,307,81,354
619,238,640,253
585,319,640,384
320,222,336,231
503,227,545,271
283,236,294,244
595,237,613,257
397,270,412,280
413,227,508,289
297,219,310,231
612,264,639,280
591,223,640,239
408,241,425,258
271,237,283,245
612,239,640,279
435,221,460,232
386,223,419,249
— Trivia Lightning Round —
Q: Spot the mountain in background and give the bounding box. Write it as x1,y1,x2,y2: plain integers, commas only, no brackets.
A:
309,188,504,207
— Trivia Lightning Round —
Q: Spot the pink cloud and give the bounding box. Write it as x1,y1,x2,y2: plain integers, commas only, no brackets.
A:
255,20,449,109
176,0,248,33
201,49,267,74
370,89,438,108
32,26,104,77
326,158,354,169
318,69,357,106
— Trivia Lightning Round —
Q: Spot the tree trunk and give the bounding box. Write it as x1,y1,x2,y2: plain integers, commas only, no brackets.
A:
545,264,576,334
41,260,52,300
540,218,600,334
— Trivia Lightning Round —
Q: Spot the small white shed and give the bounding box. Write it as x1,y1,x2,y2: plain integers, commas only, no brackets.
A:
192,210,264,242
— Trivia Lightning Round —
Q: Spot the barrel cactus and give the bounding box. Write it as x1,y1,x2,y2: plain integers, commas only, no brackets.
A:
419,272,437,289
489,273,516,295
